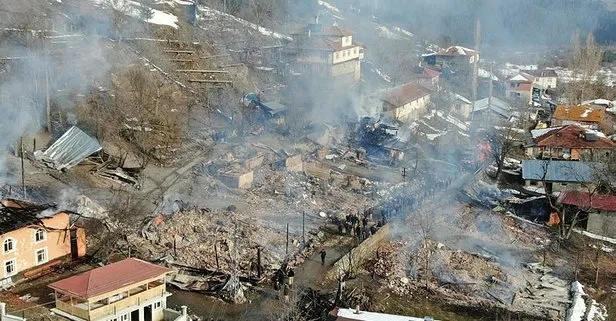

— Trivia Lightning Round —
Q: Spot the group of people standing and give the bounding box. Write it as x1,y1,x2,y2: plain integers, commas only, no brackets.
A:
336,210,380,241
273,263,295,302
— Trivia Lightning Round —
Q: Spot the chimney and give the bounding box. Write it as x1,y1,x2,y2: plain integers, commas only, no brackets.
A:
315,15,319,24
308,29,311,38
0,302,6,320
354,305,361,314
181,306,187,316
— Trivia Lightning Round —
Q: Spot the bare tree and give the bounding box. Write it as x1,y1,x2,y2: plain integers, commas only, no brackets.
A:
487,125,519,180
567,31,604,104
538,160,600,240
105,0,131,42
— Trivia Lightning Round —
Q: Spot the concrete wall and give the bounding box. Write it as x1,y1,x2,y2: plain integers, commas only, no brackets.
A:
535,77,557,89
220,171,254,189
0,303,26,321
0,212,75,279
325,224,391,281
333,46,361,64
587,211,616,239
284,155,304,172
384,95,431,122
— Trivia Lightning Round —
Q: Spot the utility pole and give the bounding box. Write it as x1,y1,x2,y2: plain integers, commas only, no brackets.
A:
302,211,305,247
45,61,52,133
286,223,289,255
470,18,481,123
214,236,220,271
20,137,26,199
256,246,262,279
487,62,493,123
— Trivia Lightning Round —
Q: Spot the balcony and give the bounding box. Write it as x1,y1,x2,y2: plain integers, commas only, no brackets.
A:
55,283,167,321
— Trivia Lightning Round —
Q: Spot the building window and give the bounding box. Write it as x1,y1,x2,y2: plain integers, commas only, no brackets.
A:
3,239,15,254
35,248,48,265
4,259,16,277
35,228,46,243
153,301,162,310
120,314,129,321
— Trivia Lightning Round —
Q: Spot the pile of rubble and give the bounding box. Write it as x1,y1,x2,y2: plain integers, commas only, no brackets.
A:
135,209,288,273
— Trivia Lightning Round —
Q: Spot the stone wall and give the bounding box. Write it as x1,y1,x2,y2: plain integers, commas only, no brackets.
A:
587,211,616,239
325,224,391,281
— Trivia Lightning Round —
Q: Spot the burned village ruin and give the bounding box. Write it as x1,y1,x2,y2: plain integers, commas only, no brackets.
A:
1,0,616,320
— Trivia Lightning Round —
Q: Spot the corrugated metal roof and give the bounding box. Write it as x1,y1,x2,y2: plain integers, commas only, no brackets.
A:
522,160,597,182
34,126,101,170
472,97,512,119
558,191,616,212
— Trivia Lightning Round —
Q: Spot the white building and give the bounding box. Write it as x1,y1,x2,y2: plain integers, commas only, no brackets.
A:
381,82,432,122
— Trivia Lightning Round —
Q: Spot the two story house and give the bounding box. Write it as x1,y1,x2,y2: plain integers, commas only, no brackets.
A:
506,73,535,103
380,82,432,122
525,125,614,161
286,23,364,85
0,199,86,285
521,69,558,90
551,105,606,129
422,45,479,74
49,258,188,321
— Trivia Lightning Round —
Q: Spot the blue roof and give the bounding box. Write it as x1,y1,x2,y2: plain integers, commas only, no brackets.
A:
522,160,598,182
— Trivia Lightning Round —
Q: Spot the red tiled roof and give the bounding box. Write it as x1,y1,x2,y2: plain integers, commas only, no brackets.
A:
534,125,614,149
558,191,616,212
319,25,352,37
414,67,440,79
291,37,359,52
292,24,353,37
522,69,558,78
508,84,533,92
48,258,171,299
553,105,605,123
382,82,431,107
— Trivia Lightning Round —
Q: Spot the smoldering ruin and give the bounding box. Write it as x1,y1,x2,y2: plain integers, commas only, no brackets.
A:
0,0,615,321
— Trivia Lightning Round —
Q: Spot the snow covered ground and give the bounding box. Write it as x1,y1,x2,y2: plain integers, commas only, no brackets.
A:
566,282,607,321
196,5,291,40
318,0,340,13
90,0,179,28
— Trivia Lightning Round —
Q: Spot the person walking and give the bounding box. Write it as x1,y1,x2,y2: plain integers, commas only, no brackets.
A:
288,268,295,287
283,284,290,303
320,249,327,265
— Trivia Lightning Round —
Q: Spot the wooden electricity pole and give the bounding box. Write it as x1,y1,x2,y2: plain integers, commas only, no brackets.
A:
470,18,481,122
285,223,289,255
45,64,52,133
20,137,25,199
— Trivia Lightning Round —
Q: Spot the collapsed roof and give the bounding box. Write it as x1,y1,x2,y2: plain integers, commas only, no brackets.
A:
34,126,102,171
0,199,57,235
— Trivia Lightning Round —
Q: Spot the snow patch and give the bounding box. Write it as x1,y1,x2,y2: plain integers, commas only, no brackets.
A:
197,5,291,40
373,68,392,83
89,0,178,28
318,0,340,13
567,281,586,321
394,26,414,38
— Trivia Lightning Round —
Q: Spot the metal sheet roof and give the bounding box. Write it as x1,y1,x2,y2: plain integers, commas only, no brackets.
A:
34,126,101,170
472,97,512,119
522,160,597,182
